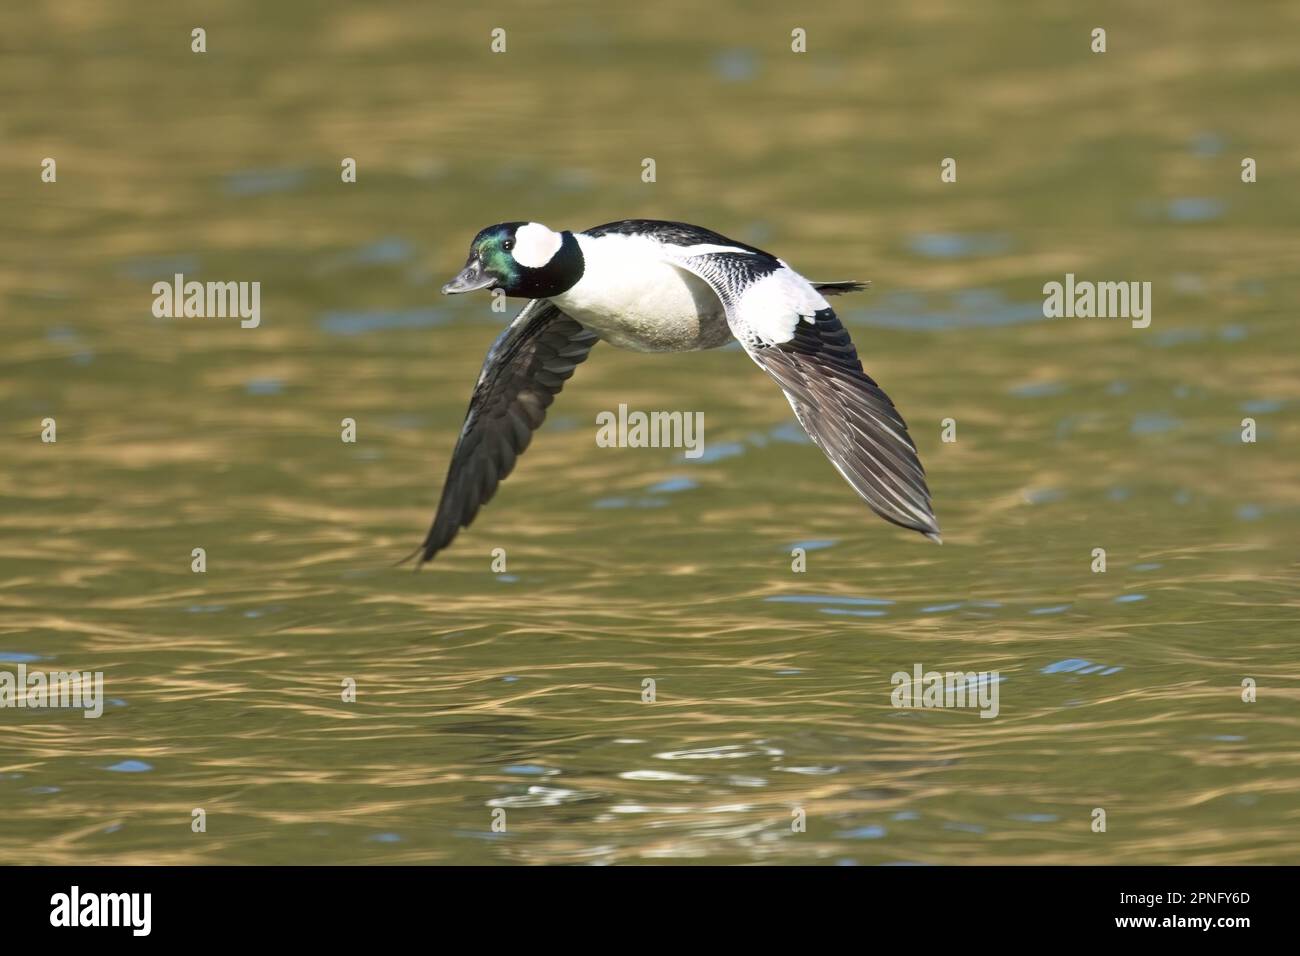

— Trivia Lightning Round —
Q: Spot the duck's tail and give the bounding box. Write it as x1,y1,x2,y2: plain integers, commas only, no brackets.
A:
814,280,870,296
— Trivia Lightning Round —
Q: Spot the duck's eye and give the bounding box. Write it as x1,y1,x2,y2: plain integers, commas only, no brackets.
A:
503,239,514,252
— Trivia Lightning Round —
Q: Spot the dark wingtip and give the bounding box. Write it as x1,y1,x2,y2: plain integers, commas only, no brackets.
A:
393,543,432,571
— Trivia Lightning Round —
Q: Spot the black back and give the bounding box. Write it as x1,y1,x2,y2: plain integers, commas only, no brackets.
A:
583,219,777,259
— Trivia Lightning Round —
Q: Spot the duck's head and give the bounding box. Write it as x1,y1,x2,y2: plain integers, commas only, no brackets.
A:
442,221,584,299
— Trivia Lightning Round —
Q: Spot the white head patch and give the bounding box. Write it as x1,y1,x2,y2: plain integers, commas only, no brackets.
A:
512,222,563,268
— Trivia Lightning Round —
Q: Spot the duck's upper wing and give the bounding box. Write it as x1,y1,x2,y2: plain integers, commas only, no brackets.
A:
412,298,599,565
664,247,940,541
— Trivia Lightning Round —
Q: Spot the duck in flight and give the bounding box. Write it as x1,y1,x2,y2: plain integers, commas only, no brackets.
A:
410,219,940,566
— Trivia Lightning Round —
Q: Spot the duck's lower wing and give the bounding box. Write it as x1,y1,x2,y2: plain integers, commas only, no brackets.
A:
665,250,940,541
412,299,599,566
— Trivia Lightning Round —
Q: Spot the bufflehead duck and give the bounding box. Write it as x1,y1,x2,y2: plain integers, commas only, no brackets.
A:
410,219,939,565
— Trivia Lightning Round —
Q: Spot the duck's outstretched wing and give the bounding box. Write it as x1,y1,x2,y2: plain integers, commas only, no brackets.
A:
665,249,940,541
411,299,599,566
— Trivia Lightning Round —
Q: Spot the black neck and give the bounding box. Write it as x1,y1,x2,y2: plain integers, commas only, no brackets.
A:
550,231,584,294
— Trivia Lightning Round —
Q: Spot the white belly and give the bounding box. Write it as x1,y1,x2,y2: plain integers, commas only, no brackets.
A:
551,234,730,352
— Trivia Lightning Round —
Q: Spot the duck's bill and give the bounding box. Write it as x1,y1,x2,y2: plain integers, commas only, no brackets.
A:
441,259,497,295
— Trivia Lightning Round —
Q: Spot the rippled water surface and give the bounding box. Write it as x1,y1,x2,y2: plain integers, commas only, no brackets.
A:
2,1,1298,864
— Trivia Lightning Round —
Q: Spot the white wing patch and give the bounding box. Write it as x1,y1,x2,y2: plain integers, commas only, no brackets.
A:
734,269,830,345
657,245,829,347
513,222,563,268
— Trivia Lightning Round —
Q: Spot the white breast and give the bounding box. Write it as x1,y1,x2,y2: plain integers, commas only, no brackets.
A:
550,234,727,352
